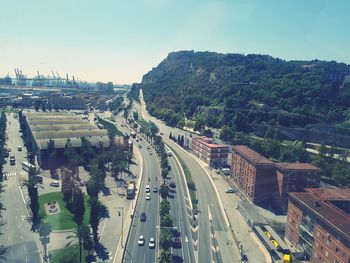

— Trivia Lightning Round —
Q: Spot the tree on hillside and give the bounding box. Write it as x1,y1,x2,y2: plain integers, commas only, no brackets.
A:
89,197,100,244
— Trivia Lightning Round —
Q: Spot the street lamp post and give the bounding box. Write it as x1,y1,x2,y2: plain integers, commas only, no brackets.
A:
117,207,124,248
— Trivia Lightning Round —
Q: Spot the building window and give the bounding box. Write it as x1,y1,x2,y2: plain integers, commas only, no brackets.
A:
335,247,339,253
313,252,317,258
325,251,328,257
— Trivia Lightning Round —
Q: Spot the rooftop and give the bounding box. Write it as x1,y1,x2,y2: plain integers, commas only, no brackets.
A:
275,162,320,171
24,111,109,150
290,188,350,241
194,137,228,149
233,145,274,165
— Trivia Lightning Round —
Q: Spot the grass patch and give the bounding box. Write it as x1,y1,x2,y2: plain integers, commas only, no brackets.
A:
167,145,198,211
39,192,90,230
97,116,124,137
49,244,88,263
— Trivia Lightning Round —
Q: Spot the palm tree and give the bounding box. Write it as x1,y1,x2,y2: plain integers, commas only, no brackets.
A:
66,225,91,263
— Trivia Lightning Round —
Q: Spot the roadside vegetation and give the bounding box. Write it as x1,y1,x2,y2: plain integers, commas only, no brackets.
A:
97,116,124,137
167,144,198,212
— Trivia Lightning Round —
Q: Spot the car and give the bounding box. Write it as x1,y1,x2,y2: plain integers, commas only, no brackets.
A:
146,146,151,150
145,185,150,193
50,181,60,187
138,235,145,246
149,152,153,155
160,132,164,135
153,187,158,193
225,188,235,193
146,193,151,200
136,138,139,142
120,123,125,127
169,181,176,188
149,237,155,248
138,145,142,148
17,146,22,151
140,212,146,222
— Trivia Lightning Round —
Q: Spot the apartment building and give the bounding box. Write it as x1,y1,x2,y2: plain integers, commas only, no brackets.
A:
285,188,350,263
192,137,228,167
275,163,321,213
231,145,276,205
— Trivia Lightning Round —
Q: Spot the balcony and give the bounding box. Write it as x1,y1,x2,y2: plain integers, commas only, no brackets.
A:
299,223,314,237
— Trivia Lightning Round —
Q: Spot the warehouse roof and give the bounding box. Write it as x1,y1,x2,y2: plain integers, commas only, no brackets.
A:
24,111,109,150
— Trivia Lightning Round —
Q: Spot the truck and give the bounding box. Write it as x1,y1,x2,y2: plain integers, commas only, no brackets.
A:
126,181,136,199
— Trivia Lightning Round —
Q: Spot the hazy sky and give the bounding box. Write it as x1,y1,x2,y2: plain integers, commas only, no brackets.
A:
0,0,349,84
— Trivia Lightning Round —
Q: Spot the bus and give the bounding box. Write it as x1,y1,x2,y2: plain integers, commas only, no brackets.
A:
22,161,37,174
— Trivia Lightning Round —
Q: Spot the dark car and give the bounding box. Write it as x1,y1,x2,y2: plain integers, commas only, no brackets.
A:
173,236,181,248
140,212,146,222
169,181,176,188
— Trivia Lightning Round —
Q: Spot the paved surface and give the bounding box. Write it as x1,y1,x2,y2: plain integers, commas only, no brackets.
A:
166,146,196,263
136,93,239,263
137,90,273,263
0,113,42,263
122,134,160,263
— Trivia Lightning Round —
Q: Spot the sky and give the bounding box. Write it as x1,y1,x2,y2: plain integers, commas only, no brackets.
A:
0,0,349,84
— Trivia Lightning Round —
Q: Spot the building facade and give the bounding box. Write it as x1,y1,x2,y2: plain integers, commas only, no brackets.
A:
231,145,276,205
48,95,85,109
192,137,228,167
285,188,350,263
275,163,320,213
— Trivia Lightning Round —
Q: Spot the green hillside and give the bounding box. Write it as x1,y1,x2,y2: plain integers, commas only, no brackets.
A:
136,51,350,134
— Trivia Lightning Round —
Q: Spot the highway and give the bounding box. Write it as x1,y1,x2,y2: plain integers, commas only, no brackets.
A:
104,110,195,263
0,112,41,263
137,91,239,263
166,146,196,263
121,131,161,262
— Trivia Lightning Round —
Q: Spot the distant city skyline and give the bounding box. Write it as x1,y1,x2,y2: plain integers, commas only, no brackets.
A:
0,0,349,84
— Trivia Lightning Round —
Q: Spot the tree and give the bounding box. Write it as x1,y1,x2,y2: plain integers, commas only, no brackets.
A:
34,100,41,111
133,111,139,121
89,197,100,244
61,167,75,205
73,188,85,224
41,102,46,112
194,117,205,132
47,139,56,176
160,213,173,227
66,225,91,263
160,199,170,216
159,228,173,249
23,175,42,228
159,249,173,263
38,222,52,261
160,184,169,198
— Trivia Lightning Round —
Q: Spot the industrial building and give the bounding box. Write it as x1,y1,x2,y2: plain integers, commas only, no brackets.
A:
23,111,109,166
285,188,350,263
192,137,228,167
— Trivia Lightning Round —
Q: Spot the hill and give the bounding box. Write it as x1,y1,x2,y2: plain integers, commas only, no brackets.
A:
134,50,350,147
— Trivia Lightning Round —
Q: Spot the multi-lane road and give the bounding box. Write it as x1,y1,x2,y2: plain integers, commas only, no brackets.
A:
0,112,41,263
136,91,239,263
110,112,195,263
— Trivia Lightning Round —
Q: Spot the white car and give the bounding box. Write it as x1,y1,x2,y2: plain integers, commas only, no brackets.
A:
146,193,151,200
149,237,155,248
50,181,60,187
225,188,235,193
17,146,22,151
138,235,145,246
145,185,150,193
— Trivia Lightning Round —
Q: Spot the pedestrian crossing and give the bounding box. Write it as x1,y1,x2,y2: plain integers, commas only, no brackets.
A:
4,172,17,177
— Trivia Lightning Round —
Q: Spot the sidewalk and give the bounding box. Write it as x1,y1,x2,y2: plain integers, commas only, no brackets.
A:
113,144,144,263
188,152,272,263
